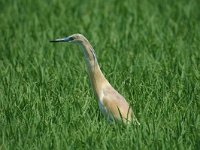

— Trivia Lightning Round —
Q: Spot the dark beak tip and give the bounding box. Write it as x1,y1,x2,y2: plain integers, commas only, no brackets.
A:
49,37,73,43
49,40,56,42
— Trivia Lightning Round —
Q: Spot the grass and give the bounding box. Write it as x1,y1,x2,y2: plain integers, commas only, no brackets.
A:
0,0,200,149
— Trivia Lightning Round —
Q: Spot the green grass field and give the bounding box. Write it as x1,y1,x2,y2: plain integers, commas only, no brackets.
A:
0,0,200,149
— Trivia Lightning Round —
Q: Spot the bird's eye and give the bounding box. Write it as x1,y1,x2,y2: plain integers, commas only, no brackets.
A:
68,37,74,41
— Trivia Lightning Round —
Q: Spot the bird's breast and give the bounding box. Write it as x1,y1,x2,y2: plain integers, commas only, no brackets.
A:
98,101,107,114
98,100,114,121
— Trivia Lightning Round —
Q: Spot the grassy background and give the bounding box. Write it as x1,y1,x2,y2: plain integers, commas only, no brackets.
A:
0,0,200,149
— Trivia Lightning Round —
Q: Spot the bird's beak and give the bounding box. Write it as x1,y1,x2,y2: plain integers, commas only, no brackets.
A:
50,36,74,43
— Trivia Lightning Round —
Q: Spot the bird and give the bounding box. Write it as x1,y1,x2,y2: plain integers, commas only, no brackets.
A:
50,34,139,124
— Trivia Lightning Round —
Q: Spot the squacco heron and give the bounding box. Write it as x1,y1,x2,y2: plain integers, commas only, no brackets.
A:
50,34,139,124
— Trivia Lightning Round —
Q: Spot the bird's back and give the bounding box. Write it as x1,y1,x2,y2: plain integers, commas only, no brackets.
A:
98,85,132,123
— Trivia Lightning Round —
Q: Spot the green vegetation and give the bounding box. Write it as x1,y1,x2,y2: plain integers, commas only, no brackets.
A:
0,0,200,149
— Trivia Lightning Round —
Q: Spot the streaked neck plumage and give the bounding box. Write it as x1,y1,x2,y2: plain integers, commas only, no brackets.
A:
77,38,109,97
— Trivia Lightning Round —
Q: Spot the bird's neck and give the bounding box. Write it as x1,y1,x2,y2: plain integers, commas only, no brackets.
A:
79,41,109,97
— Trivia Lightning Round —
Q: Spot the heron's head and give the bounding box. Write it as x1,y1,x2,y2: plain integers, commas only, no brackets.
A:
50,33,87,44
